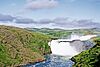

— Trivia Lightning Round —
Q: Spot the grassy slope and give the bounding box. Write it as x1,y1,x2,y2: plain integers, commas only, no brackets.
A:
0,25,51,67
71,37,100,67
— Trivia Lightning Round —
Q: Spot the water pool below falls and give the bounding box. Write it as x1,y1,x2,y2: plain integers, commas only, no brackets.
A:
24,54,74,67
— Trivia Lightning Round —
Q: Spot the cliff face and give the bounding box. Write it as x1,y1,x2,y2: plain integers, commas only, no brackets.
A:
0,25,51,67
70,40,94,52
71,38,100,67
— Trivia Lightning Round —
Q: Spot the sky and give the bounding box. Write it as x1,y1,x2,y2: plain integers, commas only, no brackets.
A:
0,0,100,29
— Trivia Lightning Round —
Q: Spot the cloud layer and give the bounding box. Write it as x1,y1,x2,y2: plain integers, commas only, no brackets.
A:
0,14,36,24
52,18,100,29
15,18,36,24
0,14,100,29
0,14,14,22
25,0,59,10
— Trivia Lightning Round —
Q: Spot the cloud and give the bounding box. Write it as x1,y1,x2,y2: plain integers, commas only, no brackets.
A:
0,13,37,24
0,14,14,22
76,20,100,28
25,0,59,10
53,17,69,24
0,22,36,28
15,18,36,24
37,19,53,24
0,13,100,29
52,18,100,29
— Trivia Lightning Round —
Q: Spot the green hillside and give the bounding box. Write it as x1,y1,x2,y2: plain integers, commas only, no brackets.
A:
0,25,51,67
27,28,73,38
71,37,100,67
27,28,100,38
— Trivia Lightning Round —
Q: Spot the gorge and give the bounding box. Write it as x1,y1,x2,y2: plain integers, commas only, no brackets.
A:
0,25,99,67
25,34,97,67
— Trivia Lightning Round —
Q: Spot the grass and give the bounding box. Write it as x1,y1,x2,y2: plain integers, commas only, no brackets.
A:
0,25,51,67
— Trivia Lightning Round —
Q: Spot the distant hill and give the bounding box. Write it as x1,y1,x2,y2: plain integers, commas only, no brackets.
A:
26,28,100,38
0,25,51,67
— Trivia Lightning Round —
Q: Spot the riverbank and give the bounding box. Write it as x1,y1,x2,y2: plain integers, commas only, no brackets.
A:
71,37,100,67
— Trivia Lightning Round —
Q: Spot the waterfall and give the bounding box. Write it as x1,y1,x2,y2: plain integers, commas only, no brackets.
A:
50,40,79,57
49,34,97,57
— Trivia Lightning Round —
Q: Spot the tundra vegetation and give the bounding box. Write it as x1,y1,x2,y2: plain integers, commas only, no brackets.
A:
0,25,51,67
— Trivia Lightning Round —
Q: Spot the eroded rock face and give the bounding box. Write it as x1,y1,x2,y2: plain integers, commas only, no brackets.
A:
70,40,94,52
71,39,100,67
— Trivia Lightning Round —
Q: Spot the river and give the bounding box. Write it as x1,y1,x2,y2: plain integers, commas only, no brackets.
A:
24,54,74,67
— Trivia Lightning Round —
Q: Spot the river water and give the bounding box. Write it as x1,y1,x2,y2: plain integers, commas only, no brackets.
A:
24,54,74,67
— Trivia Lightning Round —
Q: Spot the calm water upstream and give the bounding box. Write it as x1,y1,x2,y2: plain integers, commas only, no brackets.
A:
24,54,74,67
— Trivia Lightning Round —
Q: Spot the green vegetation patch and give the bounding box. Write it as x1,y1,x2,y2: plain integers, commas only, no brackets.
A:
71,38,100,67
0,25,51,67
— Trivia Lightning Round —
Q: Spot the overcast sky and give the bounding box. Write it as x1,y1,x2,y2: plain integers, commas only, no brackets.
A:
0,0,100,29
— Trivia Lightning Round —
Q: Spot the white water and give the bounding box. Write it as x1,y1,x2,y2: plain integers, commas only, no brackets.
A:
80,35,97,41
50,40,79,57
49,34,97,57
